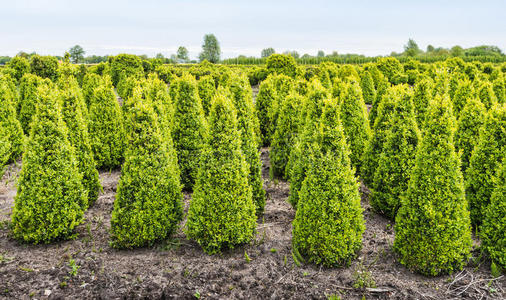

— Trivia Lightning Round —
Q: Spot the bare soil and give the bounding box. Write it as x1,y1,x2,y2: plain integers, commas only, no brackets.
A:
0,149,504,300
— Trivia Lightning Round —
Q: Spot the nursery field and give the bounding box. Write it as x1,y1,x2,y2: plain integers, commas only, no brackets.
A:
0,53,505,299
0,150,502,299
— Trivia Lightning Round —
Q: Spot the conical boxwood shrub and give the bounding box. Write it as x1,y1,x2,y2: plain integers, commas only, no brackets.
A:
465,104,506,226
360,70,376,105
255,77,277,146
480,162,506,270
454,98,486,174
287,80,328,208
362,86,399,186
394,94,472,276
477,81,497,110
368,70,390,127
267,74,295,143
143,74,176,145
0,80,24,162
110,98,183,248
412,78,433,127
370,88,420,220
186,92,256,254
0,126,11,177
88,76,125,169
58,77,101,208
18,73,49,134
82,73,102,108
452,79,474,116
270,92,304,179
492,76,505,104
171,73,208,191
11,86,86,244
292,98,364,266
339,81,371,174
228,77,265,215
197,75,216,117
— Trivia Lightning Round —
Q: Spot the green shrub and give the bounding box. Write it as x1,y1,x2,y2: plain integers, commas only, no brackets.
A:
109,54,144,86
362,86,403,186
477,81,497,110
11,86,86,244
412,78,433,127
480,162,506,270
82,73,102,108
360,70,376,105
110,98,183,248
492,76,505,104
452,79,474,116
370,88,420,220
117,75,140,104
142,73,176,135
454,98,486,173
287,80,329,208
58,77,100,208
368,72,390,127
30,55,58,81
339,81,371,174
465,104,506,225
88,76,125,169
376,57,407,84
0,80,24,162
318,62,339,89
0,126,10,176
394,94,472,276
6,56,30,82
266,54,297,78
18,74,50,134
171,73,208,191
228,77,265,215
197,75,216,116
186,92,256,254
270,92,304,179
255,78,277,146
292,98,364,266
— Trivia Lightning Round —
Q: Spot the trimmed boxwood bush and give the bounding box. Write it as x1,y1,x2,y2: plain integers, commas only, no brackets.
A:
58,77,101,208
110,98,183,249
228,77,265,215
6,56,30,82
88,76,125,169
186,92,256,254
266,54,297,78
0,80,24,162
452,79,473,117
30,55,58,81
477,81,497,110
454,98,486,173
0,126,10,176
465,104,506,225
171,73,208,191
360,70,376,105
255,77,277,146
394,94,472,276
370,88,420,220
270,92,304,179
368,71,390,127
287,80,328,208
480,162,506,270
18,74,50,134
82,73,102,108
11,85,86,244
412,78,433,127
292,97,364,266
339,81,371,174
110,54,144,86
197,75,216,117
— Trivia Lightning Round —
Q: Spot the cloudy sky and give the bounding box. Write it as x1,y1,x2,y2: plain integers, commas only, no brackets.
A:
1,0,505,59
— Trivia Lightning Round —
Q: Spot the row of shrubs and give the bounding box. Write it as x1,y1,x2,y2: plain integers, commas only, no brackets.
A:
0,55,504,277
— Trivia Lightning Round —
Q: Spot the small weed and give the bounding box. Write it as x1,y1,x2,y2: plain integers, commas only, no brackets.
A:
270,248,277,253
490,262,502,278
18,266,34,272
183,268,190,278
291,248,304,267
59,281,67,288
353,262,376,289
244,251,251,263
68,259,80,277
160,239,181,251
303,271,309,276
194,290,201,299
283,255,287,266
327,295,341,300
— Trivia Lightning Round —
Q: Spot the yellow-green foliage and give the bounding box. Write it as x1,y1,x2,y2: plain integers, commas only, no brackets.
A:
6,56,30,82
110,99,183,248
452,79,474,116
368,70,390,127
0,126,10,176
477,81,497,110
362,87,400,186
0,80,23,162
339,81,371,174
266,54,297,78
18,74,50,134
492,76,505,104
370,87,420,220
454,98,486,173
186,92,256,254
197,75,216,116
88,76,125,169
58,77,100,208
360,70,376,105
117,75,140,105
292,98,364,266
412,78,433,127
376,57,407,85
255,78,277,146
82,73,102,108
11,86,86,244
480,162,506,270
394,95,472,276
228,76,265,215
30,55,58,81
465,104,506,225
171,73,208,191
287,80,329,208
110,54,144,86
270,92,304,179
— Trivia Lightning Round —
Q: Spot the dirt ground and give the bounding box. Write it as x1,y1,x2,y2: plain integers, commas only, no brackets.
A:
0,148,504,300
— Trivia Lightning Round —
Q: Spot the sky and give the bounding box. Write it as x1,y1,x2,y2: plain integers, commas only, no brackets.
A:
1,0,505,59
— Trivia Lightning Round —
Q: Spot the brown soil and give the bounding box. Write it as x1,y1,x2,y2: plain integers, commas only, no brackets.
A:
0,149,504,300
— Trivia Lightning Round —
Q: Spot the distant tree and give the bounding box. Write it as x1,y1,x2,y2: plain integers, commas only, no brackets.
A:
199,34,221,63
283,50,300,59
426,45,435,53
69,45,85,64
176,46,189,62
155,53,165,60
404,39,421,57
317,50,325,57
261,48,275,58
451,46,464,57
328,51,339,57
